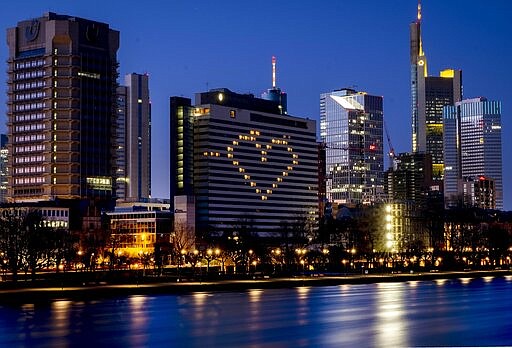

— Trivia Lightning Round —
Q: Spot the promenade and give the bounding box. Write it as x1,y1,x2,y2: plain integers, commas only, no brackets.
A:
0,269,510,304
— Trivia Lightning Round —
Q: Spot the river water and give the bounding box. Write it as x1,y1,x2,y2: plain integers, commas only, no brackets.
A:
1,276,511,347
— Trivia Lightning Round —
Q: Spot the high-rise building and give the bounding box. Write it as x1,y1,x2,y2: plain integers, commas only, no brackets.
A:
410,3,462,180
0,135,8,203
116,73,151,202
320,88,384,206
443,97,502,209
170,88,318,238
6,12,119,203
385,152,433,206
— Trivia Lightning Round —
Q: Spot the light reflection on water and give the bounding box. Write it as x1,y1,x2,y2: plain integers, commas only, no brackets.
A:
375,283,407,347
0,276,511,347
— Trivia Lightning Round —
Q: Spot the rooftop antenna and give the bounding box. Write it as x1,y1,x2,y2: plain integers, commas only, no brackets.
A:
417,0,422,22
272,56,276,88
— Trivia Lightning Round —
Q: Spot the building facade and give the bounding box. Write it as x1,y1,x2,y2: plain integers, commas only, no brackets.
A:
107,202,172,258
320,88,384,206
116,73,151,202
385,152,433,206
171,88,318,238
410,4,462,180
6,12,119,203
443,98,502,209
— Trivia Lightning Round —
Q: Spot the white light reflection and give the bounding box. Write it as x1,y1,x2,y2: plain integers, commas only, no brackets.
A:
129,295,149,346
296,286,311,300
435,279,447,286
296,287,311,326
248,289,262,302
408,280,419,288
483,276,494,283
193,292,209,306
51,300,71,337
459,277,472,285
375,283,408,347
505,275,512,282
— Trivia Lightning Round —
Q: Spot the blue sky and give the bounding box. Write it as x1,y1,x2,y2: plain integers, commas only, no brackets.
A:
2,1,511,209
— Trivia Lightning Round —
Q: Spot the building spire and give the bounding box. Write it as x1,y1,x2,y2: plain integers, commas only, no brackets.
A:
417,0,422,22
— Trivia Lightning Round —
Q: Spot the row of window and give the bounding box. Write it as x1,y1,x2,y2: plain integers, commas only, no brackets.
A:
15,59,44,69
14,177,44,184
14,70,44,80
15,91,44,101
14,102,44,111
15,123,44,132
14,113,45,122
41,209,68,218
15,155,45,163
15,166,44,174
15,81,45,90
14,134,45,143
14,144,44,153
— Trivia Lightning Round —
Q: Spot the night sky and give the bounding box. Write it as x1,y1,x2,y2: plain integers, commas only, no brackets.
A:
2,1,511,209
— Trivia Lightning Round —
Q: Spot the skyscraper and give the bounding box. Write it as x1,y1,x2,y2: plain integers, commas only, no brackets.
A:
320,88,384,206
170,88,318,238
6,12,119,202
385,152,433,205
443,98,503,210
116,73,151,202
410,2,462,180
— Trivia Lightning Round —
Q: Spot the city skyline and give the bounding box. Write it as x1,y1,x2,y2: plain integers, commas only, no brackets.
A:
1,1,511,209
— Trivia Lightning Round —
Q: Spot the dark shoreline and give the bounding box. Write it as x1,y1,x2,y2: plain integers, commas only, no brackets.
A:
0,269,510,305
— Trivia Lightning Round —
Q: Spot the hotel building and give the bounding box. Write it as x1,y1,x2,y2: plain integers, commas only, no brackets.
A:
170,88,318,238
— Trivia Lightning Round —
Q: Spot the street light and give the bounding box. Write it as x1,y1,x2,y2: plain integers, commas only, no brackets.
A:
206,249,213,274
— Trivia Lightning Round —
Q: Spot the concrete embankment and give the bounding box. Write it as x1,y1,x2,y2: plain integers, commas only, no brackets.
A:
0,270,510,304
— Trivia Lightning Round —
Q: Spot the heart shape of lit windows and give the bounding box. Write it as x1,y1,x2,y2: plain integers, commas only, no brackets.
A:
226,130,299,200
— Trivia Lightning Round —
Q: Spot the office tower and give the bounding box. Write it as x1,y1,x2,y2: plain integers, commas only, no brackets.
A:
6,12,119,202
116,73,151,202
320,88,384,206
384,152,433,205
261,56,287,114
0,135,8,203
410,2,462,180
443,98,502,209
170,88,318,237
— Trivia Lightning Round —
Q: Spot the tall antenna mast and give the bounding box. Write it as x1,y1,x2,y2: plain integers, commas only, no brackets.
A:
272,56,276,88
417,0,422,22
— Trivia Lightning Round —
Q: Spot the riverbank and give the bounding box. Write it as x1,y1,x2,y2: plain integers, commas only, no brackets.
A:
0,269,510,304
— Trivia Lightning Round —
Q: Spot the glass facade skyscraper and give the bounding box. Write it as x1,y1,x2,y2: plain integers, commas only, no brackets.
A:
410,4,462,180
320,88,384,206
116,73,151,202
443,98,503,209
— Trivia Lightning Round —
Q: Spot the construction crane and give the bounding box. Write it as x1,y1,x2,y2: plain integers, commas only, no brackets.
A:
383,120,396,169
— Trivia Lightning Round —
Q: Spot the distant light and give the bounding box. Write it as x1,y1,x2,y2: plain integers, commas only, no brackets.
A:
218,93,224,102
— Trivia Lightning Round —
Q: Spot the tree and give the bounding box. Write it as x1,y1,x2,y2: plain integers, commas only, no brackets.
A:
0,209,27,282
171,221,195,265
